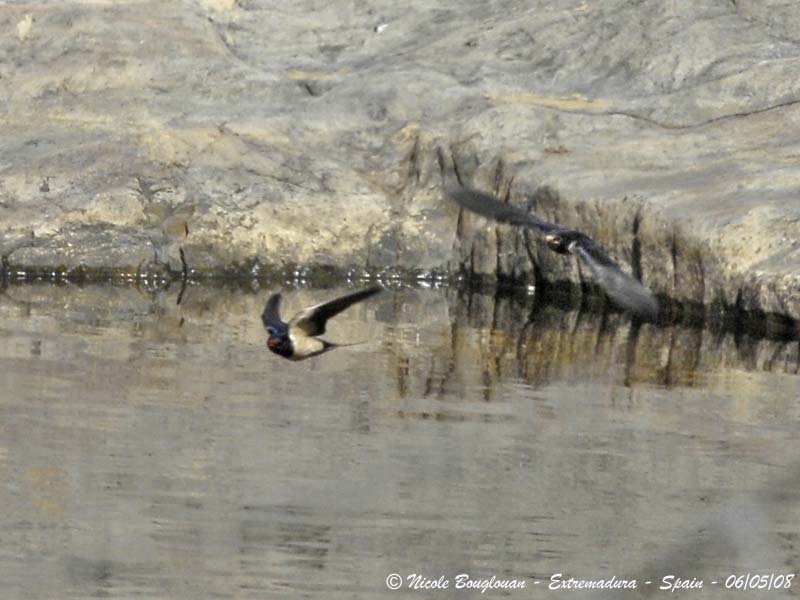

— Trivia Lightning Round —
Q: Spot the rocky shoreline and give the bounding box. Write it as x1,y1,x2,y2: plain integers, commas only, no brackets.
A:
2,1,799,320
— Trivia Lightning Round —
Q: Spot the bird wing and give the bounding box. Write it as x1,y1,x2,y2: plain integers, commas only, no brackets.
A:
289,287,381,336
446,185,559,233
261,293,286,331
568,238,659,320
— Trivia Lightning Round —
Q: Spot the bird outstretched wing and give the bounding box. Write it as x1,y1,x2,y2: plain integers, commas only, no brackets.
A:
289,287,382,336
446,185,559,233
261,293,286,331
567,235,658,320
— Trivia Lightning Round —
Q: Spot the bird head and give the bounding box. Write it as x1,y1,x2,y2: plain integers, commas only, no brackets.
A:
265,325,293,358
545,230,584,254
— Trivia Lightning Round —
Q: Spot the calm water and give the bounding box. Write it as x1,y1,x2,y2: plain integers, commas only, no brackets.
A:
0,282,798,599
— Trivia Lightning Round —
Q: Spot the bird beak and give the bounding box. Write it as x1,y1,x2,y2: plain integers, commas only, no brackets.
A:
267,337,280,349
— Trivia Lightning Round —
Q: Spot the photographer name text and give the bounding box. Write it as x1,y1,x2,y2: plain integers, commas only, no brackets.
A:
385,572,795,593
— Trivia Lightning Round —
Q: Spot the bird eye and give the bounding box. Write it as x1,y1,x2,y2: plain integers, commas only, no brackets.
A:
266,326,275,335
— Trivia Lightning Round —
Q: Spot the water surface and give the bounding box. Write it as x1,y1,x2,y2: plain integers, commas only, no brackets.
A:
0,283,798,599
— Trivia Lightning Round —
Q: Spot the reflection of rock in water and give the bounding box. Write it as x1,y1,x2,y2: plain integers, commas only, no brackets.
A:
1,284,796,394
130,287,189,342
379,288,799,405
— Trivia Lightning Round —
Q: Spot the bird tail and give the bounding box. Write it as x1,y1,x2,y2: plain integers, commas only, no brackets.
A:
324,339,369,349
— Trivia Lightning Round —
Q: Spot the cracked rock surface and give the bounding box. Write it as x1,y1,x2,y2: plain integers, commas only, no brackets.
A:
1,1,799,318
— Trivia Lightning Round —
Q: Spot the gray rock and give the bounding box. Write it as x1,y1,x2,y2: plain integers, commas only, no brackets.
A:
1,1,799,318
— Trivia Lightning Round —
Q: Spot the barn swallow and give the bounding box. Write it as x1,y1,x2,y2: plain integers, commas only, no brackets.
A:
447,185,659,319
262,287,382,360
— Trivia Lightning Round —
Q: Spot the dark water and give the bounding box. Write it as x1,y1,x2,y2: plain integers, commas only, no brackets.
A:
0,282,798,599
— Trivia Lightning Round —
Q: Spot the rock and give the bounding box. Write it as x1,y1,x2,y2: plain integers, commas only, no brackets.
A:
1,1,799,319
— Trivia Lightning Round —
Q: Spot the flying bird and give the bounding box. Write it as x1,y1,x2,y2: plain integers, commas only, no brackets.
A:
262,287,382,360
447,185,659,319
